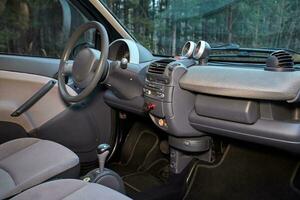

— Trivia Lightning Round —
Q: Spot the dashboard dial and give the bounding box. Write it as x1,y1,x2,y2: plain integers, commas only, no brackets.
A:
108,40,131,62
115,44,130,61
108,39,143,64
181,41,196,58
193,40,211,60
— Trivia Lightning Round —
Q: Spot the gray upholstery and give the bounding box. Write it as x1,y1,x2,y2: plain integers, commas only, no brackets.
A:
0,138,79,199
179,65,300,101
0,168,15,195
11,179,132,200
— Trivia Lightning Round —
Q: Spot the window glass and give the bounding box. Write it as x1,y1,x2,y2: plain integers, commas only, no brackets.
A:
101,0,300,59
0,0,94,58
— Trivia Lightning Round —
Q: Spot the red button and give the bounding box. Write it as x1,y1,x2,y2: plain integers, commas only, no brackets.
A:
147,103,156,111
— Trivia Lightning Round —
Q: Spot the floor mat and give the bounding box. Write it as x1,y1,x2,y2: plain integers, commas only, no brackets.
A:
184,144,300,200
109,123,169,197
123,158,169,196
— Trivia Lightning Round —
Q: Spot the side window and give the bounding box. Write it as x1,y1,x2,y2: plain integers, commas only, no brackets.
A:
0,0,94,58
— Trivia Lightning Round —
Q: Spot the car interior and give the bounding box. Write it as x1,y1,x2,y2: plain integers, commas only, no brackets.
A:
1,0,300,199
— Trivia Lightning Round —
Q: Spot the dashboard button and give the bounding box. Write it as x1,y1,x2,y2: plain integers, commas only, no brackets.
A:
147,103,156,111
157,92,165,98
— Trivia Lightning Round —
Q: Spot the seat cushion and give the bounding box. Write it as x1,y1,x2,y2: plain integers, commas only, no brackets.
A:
11,179,132,200
0,138,79,199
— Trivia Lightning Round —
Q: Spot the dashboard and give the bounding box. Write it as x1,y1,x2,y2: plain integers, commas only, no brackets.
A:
103,38,300,154
109,42,130,61
108,39,130,62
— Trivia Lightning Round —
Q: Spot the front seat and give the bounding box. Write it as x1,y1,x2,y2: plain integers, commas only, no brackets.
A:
0,138,79,199
11,179,131,200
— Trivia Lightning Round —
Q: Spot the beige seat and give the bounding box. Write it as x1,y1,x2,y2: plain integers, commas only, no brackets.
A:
0,138,79,199
11,179,131,200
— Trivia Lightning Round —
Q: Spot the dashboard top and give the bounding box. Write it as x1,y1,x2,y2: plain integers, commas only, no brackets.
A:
179,65,300,102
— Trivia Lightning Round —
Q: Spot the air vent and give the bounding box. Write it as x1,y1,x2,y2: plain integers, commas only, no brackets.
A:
148,59,172,74
265,50,294,72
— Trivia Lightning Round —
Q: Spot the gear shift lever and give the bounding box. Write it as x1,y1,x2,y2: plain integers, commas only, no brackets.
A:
82,143,124,193
97,144,111,173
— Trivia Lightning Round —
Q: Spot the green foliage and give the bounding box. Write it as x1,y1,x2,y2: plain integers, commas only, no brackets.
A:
103,0,300,58
0,0,89,58
1,0,299,60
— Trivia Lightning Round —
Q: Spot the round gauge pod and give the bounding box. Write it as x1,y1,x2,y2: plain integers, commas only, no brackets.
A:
193,40,211,60
181,41,196,58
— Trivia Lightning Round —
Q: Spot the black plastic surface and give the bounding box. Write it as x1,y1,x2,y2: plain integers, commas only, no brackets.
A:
82,168,125,194
34,89,114,163
189,110,300,153
195,94,259,124
0,121,28,144
265,50,294,72
145,62,203,137
169,136,211,152
104,61,146,100
104,90,145,115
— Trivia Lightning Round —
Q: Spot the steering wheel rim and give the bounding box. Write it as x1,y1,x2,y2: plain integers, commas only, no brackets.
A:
58,21,109,103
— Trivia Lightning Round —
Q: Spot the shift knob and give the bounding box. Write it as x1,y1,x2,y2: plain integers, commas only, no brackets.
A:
97,144,111,173
97,144,111,154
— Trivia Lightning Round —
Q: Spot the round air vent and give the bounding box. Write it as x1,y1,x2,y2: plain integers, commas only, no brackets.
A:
181,41,196,58
193,40,211,65
265,50,294,72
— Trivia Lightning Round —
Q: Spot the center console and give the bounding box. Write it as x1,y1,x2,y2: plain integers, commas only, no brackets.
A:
143,59,174,127
144,58,213,173
144,58,199,136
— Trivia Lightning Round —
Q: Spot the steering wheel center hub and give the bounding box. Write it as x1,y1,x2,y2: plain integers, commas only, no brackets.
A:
72,48,99,88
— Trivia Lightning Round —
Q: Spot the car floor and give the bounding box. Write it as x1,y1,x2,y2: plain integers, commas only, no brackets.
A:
109,122,300,200
108,123,170,198
184,143,300,200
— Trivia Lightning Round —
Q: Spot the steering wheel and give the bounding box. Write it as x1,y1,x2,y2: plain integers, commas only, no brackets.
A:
58,21,109,103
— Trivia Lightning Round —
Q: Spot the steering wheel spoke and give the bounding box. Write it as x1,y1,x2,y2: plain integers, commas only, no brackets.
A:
61,61,73,77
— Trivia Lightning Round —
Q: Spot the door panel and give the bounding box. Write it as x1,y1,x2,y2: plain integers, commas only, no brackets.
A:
0,68,115,163
0,55,60,77
0,70,73,132
0,121,28,144
0,0,115,164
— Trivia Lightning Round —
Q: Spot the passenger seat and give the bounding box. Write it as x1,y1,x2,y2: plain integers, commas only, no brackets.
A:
11,179,131,200
0,138,79,199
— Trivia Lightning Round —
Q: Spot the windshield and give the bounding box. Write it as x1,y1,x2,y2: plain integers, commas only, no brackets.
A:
101,0,300,59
